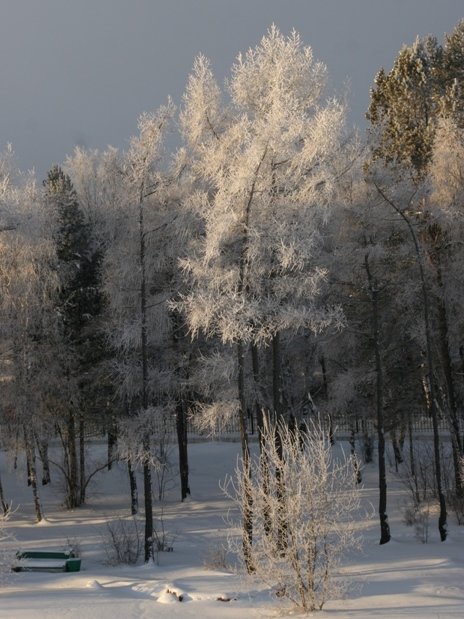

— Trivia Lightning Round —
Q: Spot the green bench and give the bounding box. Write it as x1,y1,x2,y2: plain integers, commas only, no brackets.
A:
13,550,81,573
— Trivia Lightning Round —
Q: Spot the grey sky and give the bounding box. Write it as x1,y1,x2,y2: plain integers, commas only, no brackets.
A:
0,0,462,179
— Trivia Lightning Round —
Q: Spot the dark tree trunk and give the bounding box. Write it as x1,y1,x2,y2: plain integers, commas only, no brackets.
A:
143,442,153,562
436,290,463,497
408,414,420,505
137,185,154,562
35,435,51,485
251,344,263,447
0,470,9,515
361,418,374,464
176,398,190,501
128,458,138,515
252,344,271,536
171,309,191,501
364,254,390,544
107,423,118,471
391,431,404,470
67,411,79,508
320,355,334,444
237,341,253,573
79,418,86,505
272,332,288,553
252,343,270,451
375,185,447,541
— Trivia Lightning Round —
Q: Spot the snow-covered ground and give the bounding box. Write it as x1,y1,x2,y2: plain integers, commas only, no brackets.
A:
1,438,464,618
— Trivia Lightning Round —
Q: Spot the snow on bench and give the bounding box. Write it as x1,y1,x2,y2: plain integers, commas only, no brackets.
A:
13,550,81,573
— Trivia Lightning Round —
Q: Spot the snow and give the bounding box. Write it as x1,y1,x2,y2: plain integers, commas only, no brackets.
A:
1,439,464,618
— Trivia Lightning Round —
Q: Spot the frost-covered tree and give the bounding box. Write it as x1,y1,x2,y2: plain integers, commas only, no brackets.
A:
102,101,193,560
441,20,464,124
180,26,344,349
321,160,425,545
64,146,127,468
367,35,442,179
0,150,60,521
366,21,464,539
429,116,464,495
226,419,360,612
367,20,464,180
179,25,347,570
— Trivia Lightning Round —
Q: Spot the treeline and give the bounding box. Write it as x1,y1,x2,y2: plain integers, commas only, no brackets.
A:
0,23,463,558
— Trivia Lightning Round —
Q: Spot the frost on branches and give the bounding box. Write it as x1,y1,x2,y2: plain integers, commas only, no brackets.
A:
225,420,361,612
179,25,346,347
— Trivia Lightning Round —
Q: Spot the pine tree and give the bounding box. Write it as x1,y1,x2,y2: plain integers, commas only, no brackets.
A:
43,165,104,507
367,20,464,178
367,35,442,178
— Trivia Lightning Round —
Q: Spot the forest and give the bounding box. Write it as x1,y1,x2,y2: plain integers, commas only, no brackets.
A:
1,20,464,611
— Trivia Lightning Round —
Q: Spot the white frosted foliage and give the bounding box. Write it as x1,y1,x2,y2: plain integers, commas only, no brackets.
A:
179,26,346,346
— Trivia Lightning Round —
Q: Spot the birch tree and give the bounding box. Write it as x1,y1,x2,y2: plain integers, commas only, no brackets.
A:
102,101,193,560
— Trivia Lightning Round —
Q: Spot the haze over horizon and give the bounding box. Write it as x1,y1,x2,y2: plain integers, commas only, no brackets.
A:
1,0,462,179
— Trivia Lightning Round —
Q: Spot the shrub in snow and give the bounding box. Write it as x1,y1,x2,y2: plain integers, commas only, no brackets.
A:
103,517,143,565
103,514,174,566
225,419,361,612
202,544,229,570
0,517,16,584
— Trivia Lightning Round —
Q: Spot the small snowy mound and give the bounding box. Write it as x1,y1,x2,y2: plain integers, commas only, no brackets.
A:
157,586,185,603
86,580,104,589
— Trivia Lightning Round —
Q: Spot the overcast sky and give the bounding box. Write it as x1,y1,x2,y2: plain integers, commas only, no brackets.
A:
1,0,462,179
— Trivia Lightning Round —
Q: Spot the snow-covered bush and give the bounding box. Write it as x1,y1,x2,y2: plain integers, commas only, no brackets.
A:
102,517,143,565
225,419,361,612
0,517,16,584
103,514,174,566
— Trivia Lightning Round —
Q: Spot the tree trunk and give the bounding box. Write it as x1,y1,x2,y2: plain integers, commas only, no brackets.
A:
128,458,138,515
79,418,86,505
138,186,154,562
252,343,272,536
391,431,404,470
235,146,268,572
143,440,153,562
349,426,362,485
237,341,253,573
361,418,374,464
67,411,79,508
107,422,118,471
320,355,334,444
35,435,51,485
375,184,447,541
272,332,288,553
176,398,190,501
24,426,43,522
0,470,9,515
364,254,390,544
171,309,191,501
408,414,420,505
436,290,463,497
